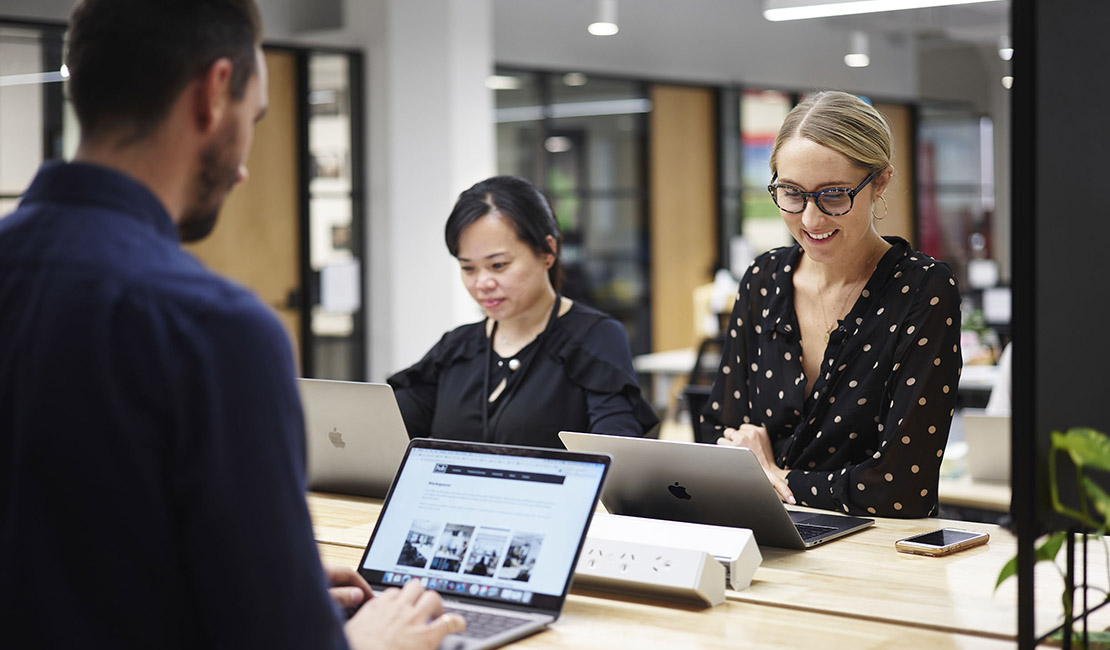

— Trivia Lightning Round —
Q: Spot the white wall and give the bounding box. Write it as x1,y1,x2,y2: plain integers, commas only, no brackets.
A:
292,0,494,381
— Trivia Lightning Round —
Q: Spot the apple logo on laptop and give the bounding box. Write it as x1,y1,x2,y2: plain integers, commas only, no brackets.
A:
328,428,346,449
668,482,691,500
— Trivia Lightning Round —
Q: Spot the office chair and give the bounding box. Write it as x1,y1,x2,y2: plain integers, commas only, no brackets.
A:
683,334,724,444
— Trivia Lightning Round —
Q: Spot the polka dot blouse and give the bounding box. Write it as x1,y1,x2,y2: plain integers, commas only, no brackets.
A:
700,237,962,518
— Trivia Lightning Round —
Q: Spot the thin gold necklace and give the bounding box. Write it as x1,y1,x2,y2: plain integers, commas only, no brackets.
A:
818,256,875,343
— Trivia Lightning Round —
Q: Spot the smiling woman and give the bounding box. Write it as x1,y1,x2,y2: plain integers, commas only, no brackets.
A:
387,175,659,447
702,91,963,519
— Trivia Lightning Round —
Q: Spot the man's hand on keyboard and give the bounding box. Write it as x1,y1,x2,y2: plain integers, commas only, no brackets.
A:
345,578,467,650
326,563,374,611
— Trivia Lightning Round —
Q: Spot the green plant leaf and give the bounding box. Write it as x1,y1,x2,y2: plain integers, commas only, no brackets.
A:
1038,531,1069,562
1054,428,1110,474
1049,429,1110,529
995,555,1017,591
995,531,1069,590
1083,475,1110,524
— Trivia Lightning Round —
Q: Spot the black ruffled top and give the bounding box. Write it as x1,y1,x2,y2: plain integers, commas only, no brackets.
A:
387,301,660,447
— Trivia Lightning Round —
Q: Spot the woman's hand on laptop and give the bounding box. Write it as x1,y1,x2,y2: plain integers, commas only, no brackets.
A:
717,424,795,505
326,563,374,610
345,578,466,650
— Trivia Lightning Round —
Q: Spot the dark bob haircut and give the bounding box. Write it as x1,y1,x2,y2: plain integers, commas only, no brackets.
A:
445,176,563,290
65,0,262,143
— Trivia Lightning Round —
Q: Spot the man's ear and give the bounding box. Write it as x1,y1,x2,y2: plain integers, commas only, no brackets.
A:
192,58,235,133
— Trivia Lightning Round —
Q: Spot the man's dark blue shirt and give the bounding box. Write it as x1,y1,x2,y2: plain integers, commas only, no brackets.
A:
0,161,348,648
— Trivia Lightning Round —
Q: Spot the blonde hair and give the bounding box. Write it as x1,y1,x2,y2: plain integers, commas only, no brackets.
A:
769,91,893,176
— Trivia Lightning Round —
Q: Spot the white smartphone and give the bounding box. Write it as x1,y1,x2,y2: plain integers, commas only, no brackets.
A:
894,528,990,557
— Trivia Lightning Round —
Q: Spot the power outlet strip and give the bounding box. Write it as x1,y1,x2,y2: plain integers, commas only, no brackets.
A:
574,538,726,606
584,513,762,591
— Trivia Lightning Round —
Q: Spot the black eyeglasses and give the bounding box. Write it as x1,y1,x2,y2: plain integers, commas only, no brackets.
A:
767,169,880,217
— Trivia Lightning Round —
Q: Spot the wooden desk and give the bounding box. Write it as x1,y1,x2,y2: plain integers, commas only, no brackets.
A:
308,491,1103,646
317,540,1011,649
728,513,1104,641
938,475,1012,513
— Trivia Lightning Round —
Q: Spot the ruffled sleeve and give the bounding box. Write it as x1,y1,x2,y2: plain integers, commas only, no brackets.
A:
387,323,486,438
545,306,660,437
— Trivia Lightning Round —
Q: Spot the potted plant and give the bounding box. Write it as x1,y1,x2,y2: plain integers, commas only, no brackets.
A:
997,427,1110,647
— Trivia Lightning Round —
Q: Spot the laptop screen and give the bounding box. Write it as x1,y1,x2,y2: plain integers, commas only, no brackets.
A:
358,440,609,612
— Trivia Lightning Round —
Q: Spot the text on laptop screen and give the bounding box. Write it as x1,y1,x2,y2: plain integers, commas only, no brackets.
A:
361,446,606,609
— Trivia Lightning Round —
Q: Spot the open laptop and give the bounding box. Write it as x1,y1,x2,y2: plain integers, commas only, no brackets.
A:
558,432,873,550
962,410,1011,483
296,378,411,498
356,438,611,650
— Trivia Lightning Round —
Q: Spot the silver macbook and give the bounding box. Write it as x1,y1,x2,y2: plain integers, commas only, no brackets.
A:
297,378,411,498
558,431,873,550
963,410,1011,483
356,438,611,650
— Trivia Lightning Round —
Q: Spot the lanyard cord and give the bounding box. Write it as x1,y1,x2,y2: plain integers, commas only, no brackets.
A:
482,294,562,442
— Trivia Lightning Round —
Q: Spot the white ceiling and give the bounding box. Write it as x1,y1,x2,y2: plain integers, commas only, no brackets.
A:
830,1,1009,46
492,0,1010,110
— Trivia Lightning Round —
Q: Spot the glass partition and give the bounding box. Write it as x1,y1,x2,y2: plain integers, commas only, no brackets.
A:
739,89,794,259
0,23,68,216
305,51,365,380
494,69,651,353
916,106,1004,361
718,88,795,276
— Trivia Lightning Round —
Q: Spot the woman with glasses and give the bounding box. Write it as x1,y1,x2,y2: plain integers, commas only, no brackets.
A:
702,91,961,518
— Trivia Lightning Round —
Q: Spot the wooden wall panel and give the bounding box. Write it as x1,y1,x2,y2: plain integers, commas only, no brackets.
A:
185,50,302,362
649,85,718,352
874,102,915,244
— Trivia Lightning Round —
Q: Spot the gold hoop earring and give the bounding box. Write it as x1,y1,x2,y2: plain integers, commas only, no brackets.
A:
871,195,889,220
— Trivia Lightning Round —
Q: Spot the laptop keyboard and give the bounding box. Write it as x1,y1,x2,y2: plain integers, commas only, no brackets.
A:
443,606,530,639
795,522,838,541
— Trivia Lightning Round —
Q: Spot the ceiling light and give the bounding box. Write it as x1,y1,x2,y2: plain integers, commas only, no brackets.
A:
764,0,1005,21
563,72,588,87
545,136,573,153
1001,75,1013,89
0,71,66,88
844,31,870,67
998,35,1013,61
588,0,619,36
485,75,522,91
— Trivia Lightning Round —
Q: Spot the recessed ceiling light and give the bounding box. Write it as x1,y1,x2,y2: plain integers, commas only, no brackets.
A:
563,72,588,87
844,31,870,68
545,136,573,153
485,75,522,91
844,53,871,67
998,35,1013,61
588,0,619,36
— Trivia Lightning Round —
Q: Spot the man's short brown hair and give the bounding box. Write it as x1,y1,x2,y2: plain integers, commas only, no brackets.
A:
65,0,262,143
